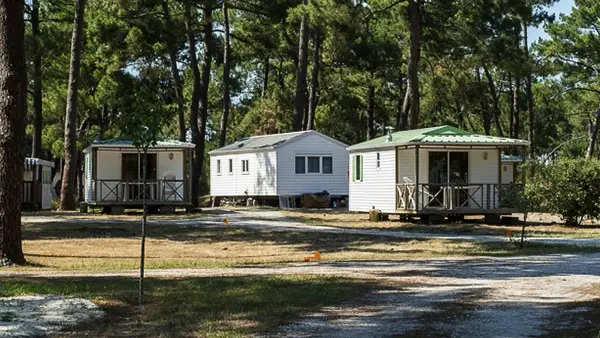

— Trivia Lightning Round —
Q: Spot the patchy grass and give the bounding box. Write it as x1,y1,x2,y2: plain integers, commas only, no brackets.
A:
8,218,599,272
280,210,600,238
1,275,372,337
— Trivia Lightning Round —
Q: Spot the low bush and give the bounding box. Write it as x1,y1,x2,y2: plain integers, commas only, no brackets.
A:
525,158,600,225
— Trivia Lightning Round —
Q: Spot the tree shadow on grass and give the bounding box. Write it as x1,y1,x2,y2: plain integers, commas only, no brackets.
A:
1,275,373,337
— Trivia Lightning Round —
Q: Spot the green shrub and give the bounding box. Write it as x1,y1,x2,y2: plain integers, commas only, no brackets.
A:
525,158,600,226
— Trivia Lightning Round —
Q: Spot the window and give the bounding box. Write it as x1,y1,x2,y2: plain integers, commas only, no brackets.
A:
376,152,380,168
228,159,233,173
242,160,249,174
353,155,363,182
322,157,333,174
216,159,221,175
307,156,320,173
295,156,306,174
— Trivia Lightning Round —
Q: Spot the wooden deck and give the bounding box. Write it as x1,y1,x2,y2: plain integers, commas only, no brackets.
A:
88,179,192,206
396,182,520,215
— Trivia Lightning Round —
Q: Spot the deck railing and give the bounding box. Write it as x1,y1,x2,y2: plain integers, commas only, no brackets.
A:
396,183,521,211
92,179,188,203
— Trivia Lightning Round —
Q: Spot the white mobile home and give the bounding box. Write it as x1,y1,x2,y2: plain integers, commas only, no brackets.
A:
82,139,195,213
348,126,529,220
210,130,348,206
23,158,55,210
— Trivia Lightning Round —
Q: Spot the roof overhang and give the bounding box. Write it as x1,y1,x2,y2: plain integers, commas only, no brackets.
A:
209,147,275,156
349,141,529,152
84,142,195,153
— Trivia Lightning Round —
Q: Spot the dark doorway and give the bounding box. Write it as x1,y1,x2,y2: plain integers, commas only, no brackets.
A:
428,151,469,207
122,153,157,200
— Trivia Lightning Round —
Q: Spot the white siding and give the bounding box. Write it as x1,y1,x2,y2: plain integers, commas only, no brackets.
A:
157,151,185,179
469,149,500,208
276,132,349,196
501,163,514,184
157,151,185,202
397,148,415,183
210,151,278,196
349,149,396,213
96,150,122,201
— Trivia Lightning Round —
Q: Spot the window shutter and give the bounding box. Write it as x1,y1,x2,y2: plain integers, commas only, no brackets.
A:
351,155,355,182
359,155,363,181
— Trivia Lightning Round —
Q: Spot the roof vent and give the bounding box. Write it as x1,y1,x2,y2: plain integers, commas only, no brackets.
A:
237,143,244,148
385,126,394,142
94,132,101,143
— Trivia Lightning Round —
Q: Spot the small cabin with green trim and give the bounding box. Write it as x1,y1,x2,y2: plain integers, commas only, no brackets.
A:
347,125,529,220
82,138,195,213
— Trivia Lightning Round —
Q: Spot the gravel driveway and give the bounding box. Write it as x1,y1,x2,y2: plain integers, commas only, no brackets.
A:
15,209,600,337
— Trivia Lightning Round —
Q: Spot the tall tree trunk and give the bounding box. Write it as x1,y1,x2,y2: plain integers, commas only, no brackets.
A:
508,74,514,138
456,101,465,129
31,0,43,159
400,87,410,130
184,0,202,207
476,67,491,135
366,83,375,140
218,0,231,147
483,66,503,137
77,152,84,202
403,0,421,129
307,28,320,131
197,1,213,196
161,0,186,142
292,0,309,131
0,0,26,265
513,75,520,140
586,106,600,160
395,74,405,130
523,22,534,158
60,0,86,211
262,57,269,98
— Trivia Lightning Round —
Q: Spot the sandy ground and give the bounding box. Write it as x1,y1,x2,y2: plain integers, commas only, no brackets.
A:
9,209,600,337
0,296,103,337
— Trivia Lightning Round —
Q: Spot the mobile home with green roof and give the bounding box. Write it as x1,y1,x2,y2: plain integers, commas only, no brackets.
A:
347,126,529,221
82,139,195,213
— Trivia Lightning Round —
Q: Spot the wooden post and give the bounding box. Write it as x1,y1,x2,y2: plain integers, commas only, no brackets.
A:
415,145,420,211
497,149,502,207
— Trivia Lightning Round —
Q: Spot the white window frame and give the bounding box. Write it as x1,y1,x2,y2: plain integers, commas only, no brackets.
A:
295,155,333,175
241,159,249,174
228,159,233,174
217,159,221,175
376,152,380,169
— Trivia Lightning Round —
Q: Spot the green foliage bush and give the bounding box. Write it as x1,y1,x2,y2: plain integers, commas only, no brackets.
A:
525,159,600,226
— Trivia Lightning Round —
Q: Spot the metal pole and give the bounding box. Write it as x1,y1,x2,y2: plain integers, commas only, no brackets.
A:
139,147,147,305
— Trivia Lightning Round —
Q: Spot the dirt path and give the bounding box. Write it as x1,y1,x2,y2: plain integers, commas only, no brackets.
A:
4,254,600,336
22,209,600,247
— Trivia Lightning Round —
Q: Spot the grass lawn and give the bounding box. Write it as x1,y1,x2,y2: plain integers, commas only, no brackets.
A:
1,275,371,337
280,210,600,238
9,216,600,272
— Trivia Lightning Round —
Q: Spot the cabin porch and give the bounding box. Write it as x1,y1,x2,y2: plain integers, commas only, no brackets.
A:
394,144,526,217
